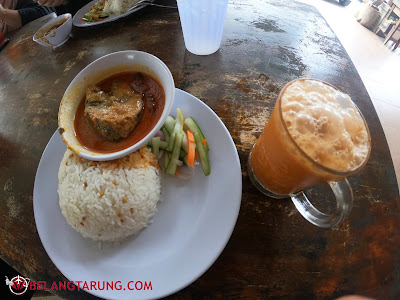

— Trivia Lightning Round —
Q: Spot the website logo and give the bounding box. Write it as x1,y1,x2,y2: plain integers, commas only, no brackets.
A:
5,275,30,296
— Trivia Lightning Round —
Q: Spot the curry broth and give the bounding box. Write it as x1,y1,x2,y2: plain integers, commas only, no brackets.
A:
74,72,165,153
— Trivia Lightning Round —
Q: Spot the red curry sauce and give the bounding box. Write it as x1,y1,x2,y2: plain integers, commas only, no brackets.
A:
74,72,165,153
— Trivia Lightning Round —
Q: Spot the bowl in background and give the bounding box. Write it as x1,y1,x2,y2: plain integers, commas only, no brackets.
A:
33,13,72,49
58,50,175,161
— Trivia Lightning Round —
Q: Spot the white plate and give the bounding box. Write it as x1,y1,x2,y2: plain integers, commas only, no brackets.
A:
33,88,242,300
73,0,149,27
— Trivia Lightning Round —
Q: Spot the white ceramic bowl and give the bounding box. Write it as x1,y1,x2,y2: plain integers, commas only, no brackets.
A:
58,50,175,161
33,13,72,48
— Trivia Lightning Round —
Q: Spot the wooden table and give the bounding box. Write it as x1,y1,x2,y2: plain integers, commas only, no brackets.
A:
1,0,399,299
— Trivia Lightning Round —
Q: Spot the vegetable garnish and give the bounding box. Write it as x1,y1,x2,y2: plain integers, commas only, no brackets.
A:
187,130,195,167
194,132,210,176
148,108,210,177
151,137,160,158
81,0,109,23
165,132,183,175
185,117,209,152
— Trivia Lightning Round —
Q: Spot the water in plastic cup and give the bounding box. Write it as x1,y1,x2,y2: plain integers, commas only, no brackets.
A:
177,0,229,55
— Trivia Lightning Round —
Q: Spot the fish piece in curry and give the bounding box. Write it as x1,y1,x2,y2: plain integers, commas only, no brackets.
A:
84,78,144,141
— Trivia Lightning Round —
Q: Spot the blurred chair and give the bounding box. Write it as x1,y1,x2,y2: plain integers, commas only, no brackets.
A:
373,1,391,33
383,22,400,50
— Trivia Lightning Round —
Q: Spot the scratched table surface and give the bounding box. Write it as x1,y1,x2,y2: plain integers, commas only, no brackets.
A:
1,0,399,299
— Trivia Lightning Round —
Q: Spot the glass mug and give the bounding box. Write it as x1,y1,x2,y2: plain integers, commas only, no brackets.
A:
248,78,371,228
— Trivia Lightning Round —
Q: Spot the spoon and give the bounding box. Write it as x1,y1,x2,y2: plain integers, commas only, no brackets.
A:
127,0,177,12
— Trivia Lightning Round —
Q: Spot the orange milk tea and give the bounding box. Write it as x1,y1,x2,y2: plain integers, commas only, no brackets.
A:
250,79,371,195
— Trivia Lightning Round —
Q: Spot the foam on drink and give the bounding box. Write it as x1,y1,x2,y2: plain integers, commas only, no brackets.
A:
281,79,370,171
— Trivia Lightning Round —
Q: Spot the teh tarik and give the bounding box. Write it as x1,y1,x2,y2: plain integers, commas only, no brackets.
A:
250,79,371,195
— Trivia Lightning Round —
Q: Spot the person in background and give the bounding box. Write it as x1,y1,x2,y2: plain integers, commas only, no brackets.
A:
35,0,91,15
0,0,53,34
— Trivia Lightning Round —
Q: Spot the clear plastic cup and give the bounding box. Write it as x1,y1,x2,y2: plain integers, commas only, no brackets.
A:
177,0,229,55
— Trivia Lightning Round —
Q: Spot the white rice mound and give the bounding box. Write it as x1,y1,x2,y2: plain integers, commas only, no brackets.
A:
103,0,142,15
58,147,161,242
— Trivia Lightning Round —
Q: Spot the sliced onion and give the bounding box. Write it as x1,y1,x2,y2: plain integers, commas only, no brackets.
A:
173,159,183,167
158,152,166,171
176,165,194,180
158,150,164,160
154,130,164,141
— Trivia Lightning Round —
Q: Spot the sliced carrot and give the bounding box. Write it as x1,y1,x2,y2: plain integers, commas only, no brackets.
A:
195,151,199,160
176,168,181,175
186,130,195,167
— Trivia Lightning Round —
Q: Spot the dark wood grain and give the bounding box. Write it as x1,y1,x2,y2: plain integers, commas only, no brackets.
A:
0,0,399,299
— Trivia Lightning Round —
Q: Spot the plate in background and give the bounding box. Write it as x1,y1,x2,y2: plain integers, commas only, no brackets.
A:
73,0,149,27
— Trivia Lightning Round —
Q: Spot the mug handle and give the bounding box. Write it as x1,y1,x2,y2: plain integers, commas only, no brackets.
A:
290,178,353,228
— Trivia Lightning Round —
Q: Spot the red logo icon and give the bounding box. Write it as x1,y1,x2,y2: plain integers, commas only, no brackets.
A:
5,275,30,295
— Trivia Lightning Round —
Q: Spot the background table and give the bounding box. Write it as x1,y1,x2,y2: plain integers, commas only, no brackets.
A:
1,0,399,299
